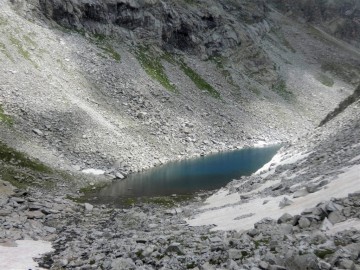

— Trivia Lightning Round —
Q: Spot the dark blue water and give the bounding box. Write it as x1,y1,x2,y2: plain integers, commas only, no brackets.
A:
91,145,281,205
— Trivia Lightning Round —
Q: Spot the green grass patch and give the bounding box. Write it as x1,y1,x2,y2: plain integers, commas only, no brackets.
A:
270,29,296,53
271,79,295,101
0,42,14,62
178,59,220,98
9,35,38,68
0,105,13,126
0,141,56,189
321,61,360,85
0,16,8,25
135,46,176,92
100,44,121,62
315,73,334,87
0,141,52,173
314,249,334,259
23,34,38,47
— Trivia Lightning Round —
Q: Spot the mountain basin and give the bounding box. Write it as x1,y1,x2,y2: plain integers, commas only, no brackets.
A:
88,145,281,206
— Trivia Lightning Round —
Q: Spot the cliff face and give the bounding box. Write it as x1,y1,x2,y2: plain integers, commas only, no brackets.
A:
39,0,269,58
270,0,360,47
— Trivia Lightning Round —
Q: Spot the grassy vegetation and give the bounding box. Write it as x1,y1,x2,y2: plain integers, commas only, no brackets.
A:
0,141,56,189
271,79,295,101
314,249,334,259
100,44,121,62
270,29,296,53
178,58,220,99
134,46,176,92
321,61,360,85
315,73,334,87
0,141,52,173
0,42,14,62
0,105,13,126
23,34,38,48
9,34,38,68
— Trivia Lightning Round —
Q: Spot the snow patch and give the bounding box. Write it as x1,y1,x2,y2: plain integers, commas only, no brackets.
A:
187,164,360,232
82,168,105,175
0,240,53,270
327,219,360,235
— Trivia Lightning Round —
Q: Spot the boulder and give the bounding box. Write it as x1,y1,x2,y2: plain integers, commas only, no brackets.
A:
111,258,136,270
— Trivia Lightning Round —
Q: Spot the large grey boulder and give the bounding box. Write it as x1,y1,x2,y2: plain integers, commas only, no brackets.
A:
111,258,136,270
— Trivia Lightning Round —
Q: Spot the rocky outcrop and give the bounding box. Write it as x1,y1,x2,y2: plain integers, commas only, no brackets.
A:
38,0,269,57
319,84,360,126
270,0,360,47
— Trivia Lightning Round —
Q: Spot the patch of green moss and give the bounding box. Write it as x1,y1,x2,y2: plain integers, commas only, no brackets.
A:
0,105,13,126
135,46,176,92
316,73,334,87
271,79,295,101
270,29,296,53
9,35,38,68
0,42,14,62
0,141,52,173
100,44,121,62
254,238,270,248
321,61,360,85
314,249,334,259
23,34,37,47
0,16,8,25
178,59,220,99
186,262,197,269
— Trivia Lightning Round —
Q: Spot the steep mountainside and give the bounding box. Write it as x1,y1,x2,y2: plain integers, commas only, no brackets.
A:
269,0,360,48
0,0,359,177
1,0,360,269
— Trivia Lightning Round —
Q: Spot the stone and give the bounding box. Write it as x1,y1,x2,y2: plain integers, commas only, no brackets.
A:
268,265,286,270
228,249,242,260
32,128,43,136
328,211,346,225
279,197,293,208
227,260,241,270
84,203,93,212
10,197,26,203
338,259,355,269
25,210,45,219
318,261,331,270
298,217,311,228
165,243,184,255
0,210,12,216
115,172,125,179
320,218,333,231
306,184,319,193
293,188,309,198
277,213,293,224
200,262,216,270
259,261,269,269
111,258,136,270
271,183,283,191
325,202,343,212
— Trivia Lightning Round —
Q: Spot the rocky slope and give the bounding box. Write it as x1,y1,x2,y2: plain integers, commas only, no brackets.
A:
0,0,360,269
0,0,358,177
269,0,360,48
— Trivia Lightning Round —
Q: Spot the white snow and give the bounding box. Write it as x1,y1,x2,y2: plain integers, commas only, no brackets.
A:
81,168,105,175
187,164,360,232
327,219,360,235
255,151,311,178
0,240,53,270
349,155,360,163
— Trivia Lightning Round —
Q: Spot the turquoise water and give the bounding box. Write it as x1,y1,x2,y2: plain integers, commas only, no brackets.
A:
92,145,281,205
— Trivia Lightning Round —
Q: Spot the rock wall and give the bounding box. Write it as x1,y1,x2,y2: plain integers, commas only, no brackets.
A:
38,0,269,57
270,0,360,47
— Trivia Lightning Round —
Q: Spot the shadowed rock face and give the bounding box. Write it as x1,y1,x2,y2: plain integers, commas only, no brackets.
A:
38,0,268,57
269,0,360,47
